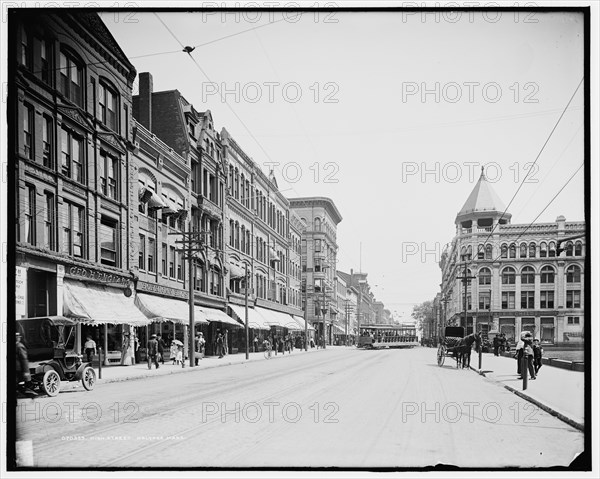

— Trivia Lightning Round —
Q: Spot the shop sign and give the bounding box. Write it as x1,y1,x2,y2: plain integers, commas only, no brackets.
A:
137,281,188,300
16,266,27,318
66,266,129,285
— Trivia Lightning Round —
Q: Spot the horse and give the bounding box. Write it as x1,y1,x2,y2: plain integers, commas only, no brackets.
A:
453,332,481,369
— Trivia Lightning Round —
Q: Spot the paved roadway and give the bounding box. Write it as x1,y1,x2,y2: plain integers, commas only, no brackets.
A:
16,347,583,468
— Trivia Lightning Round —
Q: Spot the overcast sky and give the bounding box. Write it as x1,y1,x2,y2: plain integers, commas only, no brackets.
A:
105,7,586,320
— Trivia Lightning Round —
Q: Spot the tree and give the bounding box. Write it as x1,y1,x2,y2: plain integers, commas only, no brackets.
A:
412,300,435,342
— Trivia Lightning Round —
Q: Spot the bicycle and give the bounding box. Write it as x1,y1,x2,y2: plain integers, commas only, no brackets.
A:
263,343,272,359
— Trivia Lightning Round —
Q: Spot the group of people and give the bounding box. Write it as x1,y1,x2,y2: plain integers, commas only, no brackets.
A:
492,333,509,356
514,331,543,380
254,333,299,354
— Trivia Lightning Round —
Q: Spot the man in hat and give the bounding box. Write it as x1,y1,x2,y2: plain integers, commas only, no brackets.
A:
516,331,536,379
147,334,160,370
195,332,205,365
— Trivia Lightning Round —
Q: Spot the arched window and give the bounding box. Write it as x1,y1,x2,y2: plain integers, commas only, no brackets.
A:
566,241,574,256
479,267,491,285
521,266,535,284
575,241,583,256
234,222,240,250
540,265,555,284
566,265,581,283
501,244,508,259
509,243,517,258
98,79,119,131
477,244,485,260
240,225,246,251
502,267,516,285
229,220,234,247
548,241,556,257
539,242,547,258
529,242,536,258
314,217,321,231
240,174,245,203
520,243,527,258
485,244,493,260
466,245,472,260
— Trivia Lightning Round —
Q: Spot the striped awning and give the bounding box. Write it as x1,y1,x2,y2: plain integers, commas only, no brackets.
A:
292,315,314,331
63,280,150,327
135,293,209,325
200,307,243,328
256,308,300,330
229,304,270,330
228,262,246,279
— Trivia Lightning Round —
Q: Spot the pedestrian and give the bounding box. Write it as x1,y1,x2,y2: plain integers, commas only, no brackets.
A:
310,337,315,349
170,340,178,365
493,334,500,356
195,332,205,365
156,334,166,364
216,331,224,358
16,332,31,386
253,336,259,353
223,329,229,356
147,334,160,370
176,344,183,365
533,338,543,374
516,331,535,380
84,335,97,363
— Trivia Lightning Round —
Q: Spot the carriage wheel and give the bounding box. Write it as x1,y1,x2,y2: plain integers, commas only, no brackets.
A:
437,345,446,366
41,369,61,397
82,366,96,391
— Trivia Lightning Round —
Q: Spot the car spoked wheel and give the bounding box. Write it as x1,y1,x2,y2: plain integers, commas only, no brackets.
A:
82,366,96,391
42,370,61,397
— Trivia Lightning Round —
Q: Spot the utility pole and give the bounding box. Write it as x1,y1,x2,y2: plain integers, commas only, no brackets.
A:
244,262,249,360
173,227,209,368
321,279,327,349
457,257,476,333
303,283,309,351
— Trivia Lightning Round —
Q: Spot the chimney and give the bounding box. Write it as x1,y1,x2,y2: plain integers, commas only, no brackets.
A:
138,72,153,131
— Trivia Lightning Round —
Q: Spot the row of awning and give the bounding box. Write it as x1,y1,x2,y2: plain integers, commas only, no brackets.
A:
62,279,312,331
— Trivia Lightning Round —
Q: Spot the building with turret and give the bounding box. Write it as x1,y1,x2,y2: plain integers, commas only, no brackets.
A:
439,168,585,345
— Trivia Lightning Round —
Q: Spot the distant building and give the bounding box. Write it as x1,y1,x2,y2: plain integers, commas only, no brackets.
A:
439,169,585,345
290,197,342,344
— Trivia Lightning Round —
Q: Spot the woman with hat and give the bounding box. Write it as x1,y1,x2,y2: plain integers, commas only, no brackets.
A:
515,331,536,380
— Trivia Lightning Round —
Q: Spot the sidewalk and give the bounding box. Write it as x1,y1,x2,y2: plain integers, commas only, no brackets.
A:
63,347,324,389
471,352,585,431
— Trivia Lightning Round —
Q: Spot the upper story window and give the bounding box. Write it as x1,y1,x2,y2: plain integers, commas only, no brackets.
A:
99,82,118,131
59,50,83,106
478,267,491,285
519,243,527,258
540,265,555,284
40,38,52,85
548,241,556,257
100,151,119,200
100,217,118,267
23,103,34,159
63,201,85,258
61,127,85,184
565,241,574,256
485,244,492,260
529,242,536,258
521,266,535,284
574,241,583,256
315,217,322,231
566,265,581,283
501,267,516,285
42,115,53,168
509,244,516,258
539,242,547,258
21,28,32,70
500,244,508,259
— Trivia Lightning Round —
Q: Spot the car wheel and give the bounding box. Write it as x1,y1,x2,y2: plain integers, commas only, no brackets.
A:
42,369,61,397
82,366,96,391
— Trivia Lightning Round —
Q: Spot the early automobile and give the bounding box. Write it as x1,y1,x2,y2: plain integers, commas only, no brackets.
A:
17,316,96,396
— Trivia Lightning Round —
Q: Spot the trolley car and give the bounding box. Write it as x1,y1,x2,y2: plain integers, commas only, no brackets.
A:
357,324,418,349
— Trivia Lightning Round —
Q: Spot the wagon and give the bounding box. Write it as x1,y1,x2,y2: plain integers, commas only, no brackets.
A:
436,326,466,367
17,316,96,397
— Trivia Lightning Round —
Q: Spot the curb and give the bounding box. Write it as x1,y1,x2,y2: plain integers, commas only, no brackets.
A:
93,348,324,386
470,366,584,432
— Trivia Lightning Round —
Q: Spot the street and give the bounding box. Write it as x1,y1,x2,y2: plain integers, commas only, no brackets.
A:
16,347,583,468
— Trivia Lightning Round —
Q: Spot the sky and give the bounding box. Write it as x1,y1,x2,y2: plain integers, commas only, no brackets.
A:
104,6,587,321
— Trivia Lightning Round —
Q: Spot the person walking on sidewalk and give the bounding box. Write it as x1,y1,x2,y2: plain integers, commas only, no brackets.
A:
147,334,160,370
533,338,543,375
170,340,178,365
156,334,166,364
493,334,500,356
84,336,97,363
516,331,535,380
216,331,224,358
253,336,259,353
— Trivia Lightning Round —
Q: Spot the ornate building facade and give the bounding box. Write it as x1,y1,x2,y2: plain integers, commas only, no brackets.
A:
439,170,586,345
12,11,148,362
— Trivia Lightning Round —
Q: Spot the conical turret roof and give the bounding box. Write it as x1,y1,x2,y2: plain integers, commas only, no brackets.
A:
456,168,508,220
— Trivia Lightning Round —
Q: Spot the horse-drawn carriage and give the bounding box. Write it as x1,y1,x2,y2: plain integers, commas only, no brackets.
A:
437,326,481,368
